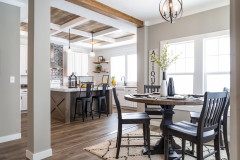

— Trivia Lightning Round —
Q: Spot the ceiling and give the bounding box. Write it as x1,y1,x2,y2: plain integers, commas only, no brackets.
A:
8,0,230,49
96,0,230,25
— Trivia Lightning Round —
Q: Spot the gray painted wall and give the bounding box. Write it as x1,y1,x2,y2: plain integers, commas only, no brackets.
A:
148,6,230,49
0,3,21,137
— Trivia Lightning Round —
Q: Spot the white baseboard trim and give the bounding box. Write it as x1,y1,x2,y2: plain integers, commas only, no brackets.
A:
0,133,21,143
26,148,52,160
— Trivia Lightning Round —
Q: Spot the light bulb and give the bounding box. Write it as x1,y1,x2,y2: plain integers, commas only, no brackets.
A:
89,51,95,57
67,47,72,53
175,6,178,11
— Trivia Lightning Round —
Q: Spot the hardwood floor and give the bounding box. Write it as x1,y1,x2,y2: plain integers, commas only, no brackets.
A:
0,108,159,160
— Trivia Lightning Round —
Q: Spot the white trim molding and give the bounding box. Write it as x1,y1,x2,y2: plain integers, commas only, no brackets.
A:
0,133,21,143
26,149,52,160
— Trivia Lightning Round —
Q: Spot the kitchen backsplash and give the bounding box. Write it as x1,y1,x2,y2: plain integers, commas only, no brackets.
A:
50,43,63,85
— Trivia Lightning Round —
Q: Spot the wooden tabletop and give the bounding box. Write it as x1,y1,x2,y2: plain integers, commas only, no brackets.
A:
124,95,203,106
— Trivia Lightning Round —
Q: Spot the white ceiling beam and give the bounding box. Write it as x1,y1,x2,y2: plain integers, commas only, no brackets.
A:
50,23,61,31
93,28,119,37
51,17,89,36
51,37,90,48
51,0,136,34
64,28,91,38
72,28,119,43
0,0,25,7
115,35,136,42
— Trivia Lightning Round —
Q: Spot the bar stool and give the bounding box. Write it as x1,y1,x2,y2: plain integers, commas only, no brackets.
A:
92,83,108,118
74,82,94,122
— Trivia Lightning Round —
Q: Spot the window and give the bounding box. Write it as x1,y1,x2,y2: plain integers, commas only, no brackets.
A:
204,35,230,91
111,56,125,82
127,54,137,82
67,52,88,76
167,41,194,94
111,54,137,84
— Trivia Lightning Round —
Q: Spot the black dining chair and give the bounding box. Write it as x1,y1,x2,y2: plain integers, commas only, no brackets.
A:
164,91,229,160
92,83,108,118
144,85,163,120
190,87,230,159
74,83,94,122
112,87,151,159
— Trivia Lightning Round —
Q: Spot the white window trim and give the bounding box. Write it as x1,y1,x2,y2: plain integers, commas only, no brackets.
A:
110,53,137,85
160,30,230,94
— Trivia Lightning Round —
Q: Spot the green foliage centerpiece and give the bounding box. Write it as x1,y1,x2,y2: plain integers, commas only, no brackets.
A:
150,43,181,96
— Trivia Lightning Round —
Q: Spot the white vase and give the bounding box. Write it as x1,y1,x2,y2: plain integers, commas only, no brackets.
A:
160,72,168,97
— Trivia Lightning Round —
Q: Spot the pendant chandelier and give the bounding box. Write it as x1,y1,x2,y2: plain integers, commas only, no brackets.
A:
89,32,95,57
67,28,72,53
159,0,183,23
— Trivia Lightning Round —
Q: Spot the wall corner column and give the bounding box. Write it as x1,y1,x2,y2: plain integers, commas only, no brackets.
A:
26,0,52,159
230,0,240,159
137,26,148,112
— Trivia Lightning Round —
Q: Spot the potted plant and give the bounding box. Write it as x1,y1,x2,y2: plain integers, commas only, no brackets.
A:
96,65,102,72
150,43,181,97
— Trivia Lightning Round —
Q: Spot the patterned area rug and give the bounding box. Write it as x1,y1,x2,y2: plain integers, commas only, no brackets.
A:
84,129,228,160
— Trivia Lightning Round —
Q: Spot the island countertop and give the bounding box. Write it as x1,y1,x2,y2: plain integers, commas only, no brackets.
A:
51,86,113,92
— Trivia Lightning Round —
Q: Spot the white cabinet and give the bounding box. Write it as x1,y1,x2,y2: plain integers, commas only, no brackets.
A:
20,45,28,75
20,89,27,111
113,87,137,108
67,52,88,76
125,88,137,108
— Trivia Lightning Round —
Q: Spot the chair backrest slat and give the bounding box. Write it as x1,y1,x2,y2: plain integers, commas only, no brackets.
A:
112,87,122,120
101,83,108,96
144,85,161,94
198,91,229,134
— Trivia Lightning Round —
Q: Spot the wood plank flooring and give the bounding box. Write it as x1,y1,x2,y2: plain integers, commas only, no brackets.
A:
0,108,160,160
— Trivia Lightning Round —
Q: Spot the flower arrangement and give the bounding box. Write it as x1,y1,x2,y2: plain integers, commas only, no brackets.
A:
150,43,181,71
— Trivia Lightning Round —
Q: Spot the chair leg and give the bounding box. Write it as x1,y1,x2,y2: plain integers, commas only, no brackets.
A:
116,123,122,159
192,142,195,155
98,98,102,118
85,102,88,118
143,123,146,146
223,122,230,159
196,142,203,160
214,132,221,160
146,121,151,158
104,97,108,117
164,134,169,160
82,101,86,122
182,139,186,160
220,128,224,149
74,100,78,120
90,101,94,120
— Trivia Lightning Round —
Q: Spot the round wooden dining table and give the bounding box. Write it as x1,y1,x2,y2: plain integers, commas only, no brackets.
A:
124,94,203,159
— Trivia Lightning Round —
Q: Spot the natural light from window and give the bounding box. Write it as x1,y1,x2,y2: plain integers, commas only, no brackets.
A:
127,54,137,82
168,41,194,94
111,56,125,83
204,35,230,91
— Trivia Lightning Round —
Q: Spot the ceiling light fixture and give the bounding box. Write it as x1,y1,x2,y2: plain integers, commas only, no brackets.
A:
67,28,72,53
159,0,183,24
89,32,95,57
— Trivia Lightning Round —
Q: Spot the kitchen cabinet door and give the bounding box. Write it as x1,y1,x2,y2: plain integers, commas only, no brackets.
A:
20,45,28,75
21,93,27,110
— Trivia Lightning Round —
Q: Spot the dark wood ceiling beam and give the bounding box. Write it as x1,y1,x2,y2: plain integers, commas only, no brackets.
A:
66,0,144,28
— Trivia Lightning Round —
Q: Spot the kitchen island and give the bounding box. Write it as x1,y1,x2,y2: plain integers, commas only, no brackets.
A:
51,86,112,123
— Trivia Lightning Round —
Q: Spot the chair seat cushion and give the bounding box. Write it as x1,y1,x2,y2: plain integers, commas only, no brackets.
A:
164,121,215,143
122,112,150,123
